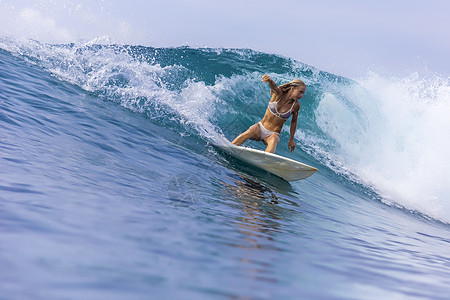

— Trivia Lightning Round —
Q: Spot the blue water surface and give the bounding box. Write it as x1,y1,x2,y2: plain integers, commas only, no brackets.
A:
1,46,450,300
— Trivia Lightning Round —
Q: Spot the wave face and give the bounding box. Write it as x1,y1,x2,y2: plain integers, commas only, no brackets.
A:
1,38,449,224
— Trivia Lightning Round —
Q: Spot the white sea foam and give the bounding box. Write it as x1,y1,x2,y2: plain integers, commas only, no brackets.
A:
0,38,226,141
312,71,450,223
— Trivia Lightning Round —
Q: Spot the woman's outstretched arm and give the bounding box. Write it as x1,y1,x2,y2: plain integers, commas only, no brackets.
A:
261,75,281,95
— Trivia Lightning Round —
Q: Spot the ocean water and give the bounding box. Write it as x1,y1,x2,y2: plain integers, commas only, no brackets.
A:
1,38,450,299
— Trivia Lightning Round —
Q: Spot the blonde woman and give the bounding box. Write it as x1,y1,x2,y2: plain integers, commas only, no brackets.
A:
232,75,306,153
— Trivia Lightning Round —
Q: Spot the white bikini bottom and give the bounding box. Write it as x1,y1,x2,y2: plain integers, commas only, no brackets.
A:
258,122,280,141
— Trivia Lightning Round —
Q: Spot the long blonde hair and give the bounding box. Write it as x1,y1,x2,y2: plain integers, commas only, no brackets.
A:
279,79,306,94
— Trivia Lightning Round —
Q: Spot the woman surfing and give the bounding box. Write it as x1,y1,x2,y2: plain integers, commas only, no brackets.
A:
232,75,306,153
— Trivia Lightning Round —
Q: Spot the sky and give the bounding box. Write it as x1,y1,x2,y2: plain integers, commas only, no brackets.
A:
1,0,449,78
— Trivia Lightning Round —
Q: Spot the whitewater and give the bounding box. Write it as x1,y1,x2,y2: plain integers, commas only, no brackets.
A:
1,37,450,299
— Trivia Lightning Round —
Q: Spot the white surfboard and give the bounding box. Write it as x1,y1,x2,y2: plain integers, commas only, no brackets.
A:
216,138,317,181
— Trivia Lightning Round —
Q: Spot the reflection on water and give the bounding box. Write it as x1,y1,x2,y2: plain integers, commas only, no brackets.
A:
218,172,298,286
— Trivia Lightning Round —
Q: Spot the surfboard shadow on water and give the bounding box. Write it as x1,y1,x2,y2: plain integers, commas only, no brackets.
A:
214,146,296,195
